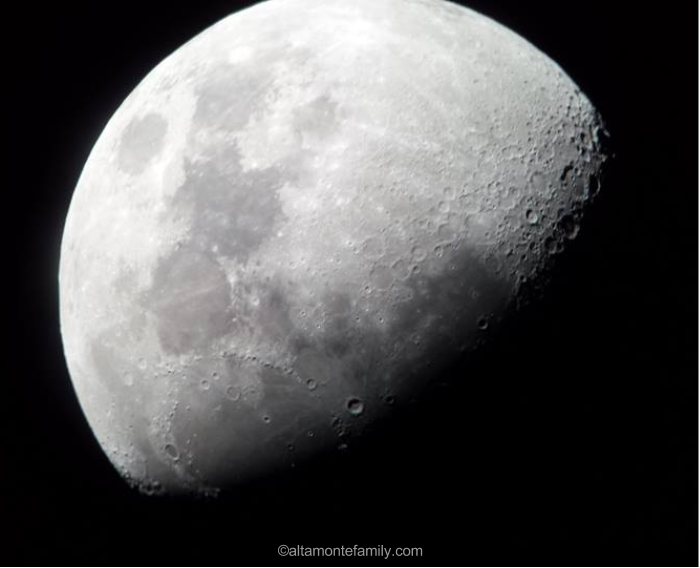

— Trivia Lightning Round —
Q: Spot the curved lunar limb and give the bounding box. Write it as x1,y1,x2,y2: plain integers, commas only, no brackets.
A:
59,0,609,495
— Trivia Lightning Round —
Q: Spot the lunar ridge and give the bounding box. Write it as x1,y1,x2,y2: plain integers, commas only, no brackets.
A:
60,0,609,495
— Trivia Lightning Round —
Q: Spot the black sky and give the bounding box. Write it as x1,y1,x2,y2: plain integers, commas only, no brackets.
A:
7,0,698,565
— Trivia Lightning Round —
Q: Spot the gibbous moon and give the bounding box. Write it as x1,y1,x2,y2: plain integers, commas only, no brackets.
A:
60,0,609,495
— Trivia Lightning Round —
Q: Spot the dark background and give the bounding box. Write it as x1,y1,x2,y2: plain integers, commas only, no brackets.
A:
6,0,698,565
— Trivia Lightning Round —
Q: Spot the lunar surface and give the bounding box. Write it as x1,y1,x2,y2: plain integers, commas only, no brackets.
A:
59,0,609,495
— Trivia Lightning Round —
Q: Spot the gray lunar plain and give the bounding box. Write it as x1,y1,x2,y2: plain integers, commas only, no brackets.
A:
59,0,609,495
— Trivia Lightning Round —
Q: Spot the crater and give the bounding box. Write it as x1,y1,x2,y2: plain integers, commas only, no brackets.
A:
390,246,513,367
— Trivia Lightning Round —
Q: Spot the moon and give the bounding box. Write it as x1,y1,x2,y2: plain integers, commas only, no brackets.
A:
59,0,609,495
